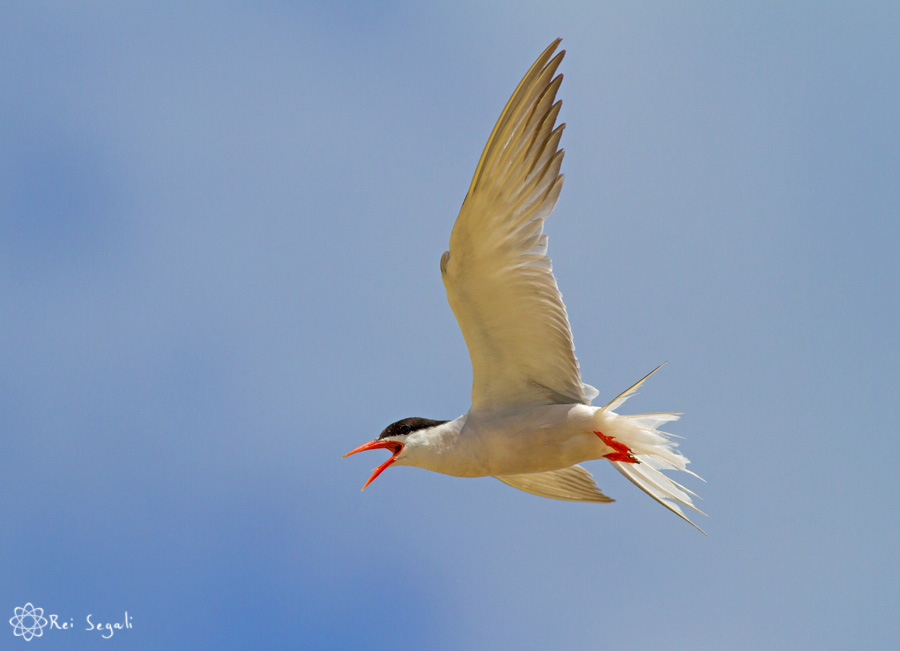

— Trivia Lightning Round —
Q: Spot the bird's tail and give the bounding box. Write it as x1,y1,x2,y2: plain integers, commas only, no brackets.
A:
595,365,707,533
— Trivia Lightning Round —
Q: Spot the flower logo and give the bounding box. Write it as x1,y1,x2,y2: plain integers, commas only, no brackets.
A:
9,603,48,641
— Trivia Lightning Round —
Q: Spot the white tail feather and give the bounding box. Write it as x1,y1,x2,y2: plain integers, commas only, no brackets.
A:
613,462,707,533
600,364,666,413
597,367,707,533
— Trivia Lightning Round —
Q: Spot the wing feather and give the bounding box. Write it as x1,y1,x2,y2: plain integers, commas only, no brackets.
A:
441,39,595,409
495,465,614,503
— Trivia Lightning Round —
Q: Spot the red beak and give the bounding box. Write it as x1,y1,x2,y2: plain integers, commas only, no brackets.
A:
342,439,404,490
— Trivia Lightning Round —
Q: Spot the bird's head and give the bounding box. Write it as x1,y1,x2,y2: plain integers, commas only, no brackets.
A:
343,417,448,490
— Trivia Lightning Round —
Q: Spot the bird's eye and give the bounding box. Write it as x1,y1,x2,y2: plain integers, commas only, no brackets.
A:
400,425,411,435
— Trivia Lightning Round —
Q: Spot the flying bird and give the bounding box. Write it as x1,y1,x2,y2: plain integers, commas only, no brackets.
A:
345,39,705,531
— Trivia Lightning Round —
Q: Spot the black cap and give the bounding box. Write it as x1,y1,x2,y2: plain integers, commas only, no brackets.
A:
378,417,448,440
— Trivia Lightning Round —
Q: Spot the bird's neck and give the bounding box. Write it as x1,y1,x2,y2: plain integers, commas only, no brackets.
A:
398,415,485,477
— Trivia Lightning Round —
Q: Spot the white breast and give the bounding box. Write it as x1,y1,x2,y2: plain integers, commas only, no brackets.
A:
398,404,608,478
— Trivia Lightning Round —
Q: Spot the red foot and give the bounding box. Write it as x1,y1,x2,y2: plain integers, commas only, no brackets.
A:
594,431,639,463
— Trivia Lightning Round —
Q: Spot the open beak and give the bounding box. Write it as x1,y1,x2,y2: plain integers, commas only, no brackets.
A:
342,439,404,491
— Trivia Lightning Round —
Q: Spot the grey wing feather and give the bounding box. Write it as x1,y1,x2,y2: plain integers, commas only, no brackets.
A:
495,464,615,503
442,39,597,409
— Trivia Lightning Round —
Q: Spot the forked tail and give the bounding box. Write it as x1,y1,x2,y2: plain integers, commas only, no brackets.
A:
597,365,707,533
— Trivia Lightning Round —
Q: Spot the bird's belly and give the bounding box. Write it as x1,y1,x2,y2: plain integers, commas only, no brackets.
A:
434,404,606,477
476,429,599,475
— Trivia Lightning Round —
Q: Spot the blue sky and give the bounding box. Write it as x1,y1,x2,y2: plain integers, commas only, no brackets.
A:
2,2,899,649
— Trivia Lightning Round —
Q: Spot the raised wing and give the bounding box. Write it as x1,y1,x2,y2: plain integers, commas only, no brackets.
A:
440,39,597,409
495,465,614,503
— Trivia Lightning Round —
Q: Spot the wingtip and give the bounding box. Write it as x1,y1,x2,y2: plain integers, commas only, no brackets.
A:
549,50,566,68
544,38,564,61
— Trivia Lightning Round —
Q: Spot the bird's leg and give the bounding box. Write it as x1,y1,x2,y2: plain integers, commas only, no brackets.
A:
594,431,639,463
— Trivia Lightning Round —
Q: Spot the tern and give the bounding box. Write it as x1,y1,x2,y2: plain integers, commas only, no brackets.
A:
345,39,705,531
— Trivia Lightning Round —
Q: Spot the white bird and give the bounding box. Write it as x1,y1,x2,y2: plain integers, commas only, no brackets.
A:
345,39,705,532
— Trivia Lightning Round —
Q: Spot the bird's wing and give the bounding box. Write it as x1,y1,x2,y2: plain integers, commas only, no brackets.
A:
494,465,614,503
441,39,597,409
